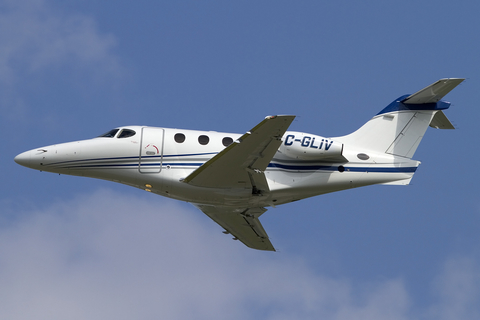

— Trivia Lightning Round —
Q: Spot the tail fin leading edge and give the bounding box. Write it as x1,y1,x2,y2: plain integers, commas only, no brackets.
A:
336,78,464,158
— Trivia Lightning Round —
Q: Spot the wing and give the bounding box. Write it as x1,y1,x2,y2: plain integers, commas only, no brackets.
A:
402,78,464,104
185,116,294,251
183,115,295,194
195,204,275,251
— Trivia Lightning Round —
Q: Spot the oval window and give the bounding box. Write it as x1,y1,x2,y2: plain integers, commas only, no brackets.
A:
198,135,209,145
357,153,370,160
174,133,186,143
222,137,233,147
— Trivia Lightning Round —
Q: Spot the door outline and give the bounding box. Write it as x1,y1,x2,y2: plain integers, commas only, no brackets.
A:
139,127,164,173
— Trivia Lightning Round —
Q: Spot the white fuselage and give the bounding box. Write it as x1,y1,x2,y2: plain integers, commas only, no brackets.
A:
15,125,419,208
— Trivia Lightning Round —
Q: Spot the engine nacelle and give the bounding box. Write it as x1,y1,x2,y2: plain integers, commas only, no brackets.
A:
278,132,343,160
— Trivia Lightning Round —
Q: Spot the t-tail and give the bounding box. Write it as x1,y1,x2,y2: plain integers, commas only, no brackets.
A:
336,78,464,159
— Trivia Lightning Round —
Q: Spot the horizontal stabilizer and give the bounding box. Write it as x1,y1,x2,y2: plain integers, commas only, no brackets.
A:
402,78,464,104
429,110,455,129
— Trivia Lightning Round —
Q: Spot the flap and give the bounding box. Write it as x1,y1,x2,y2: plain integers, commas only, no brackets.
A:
195,205,275,251
183,115,295,191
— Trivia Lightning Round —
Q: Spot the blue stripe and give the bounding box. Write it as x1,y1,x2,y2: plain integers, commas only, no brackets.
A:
50,155,417,174
346,167,417,173
61,162,205,169
64,162,416,173
47,152,217,166
268,163,417,173
163,163,204,166
63,163,139,168
162,152,217,158
268,163,337,171
48,155,138,166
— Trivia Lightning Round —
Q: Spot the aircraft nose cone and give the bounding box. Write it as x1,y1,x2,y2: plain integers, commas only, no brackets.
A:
14,149,47,170
14,150,32,168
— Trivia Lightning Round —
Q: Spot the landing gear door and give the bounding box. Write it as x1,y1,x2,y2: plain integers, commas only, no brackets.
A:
139,127,164,173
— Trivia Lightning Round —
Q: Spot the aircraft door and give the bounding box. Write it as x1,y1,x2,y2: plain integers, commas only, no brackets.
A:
139,127,164,173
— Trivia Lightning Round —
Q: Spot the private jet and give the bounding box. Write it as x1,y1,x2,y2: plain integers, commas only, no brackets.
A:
15,78,464,251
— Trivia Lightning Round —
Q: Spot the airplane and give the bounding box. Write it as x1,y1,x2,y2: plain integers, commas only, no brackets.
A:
15,78,464,251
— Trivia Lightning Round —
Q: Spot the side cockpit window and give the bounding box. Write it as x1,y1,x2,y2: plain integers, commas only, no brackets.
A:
98,128,136,139
98,129,119,138
118,129,136,138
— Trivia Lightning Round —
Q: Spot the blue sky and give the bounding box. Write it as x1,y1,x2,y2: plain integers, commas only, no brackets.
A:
2,1,479,319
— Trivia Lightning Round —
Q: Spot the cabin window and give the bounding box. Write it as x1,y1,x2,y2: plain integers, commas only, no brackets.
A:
222,137,233,147
118,129,136,138
98,129,119,138
174,133,186,143
357,153,370,160
198,135,209,145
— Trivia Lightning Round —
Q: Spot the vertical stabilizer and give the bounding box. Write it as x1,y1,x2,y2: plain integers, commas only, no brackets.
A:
335,78,464,158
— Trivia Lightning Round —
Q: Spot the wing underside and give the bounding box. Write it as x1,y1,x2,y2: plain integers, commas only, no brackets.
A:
195,205,275,251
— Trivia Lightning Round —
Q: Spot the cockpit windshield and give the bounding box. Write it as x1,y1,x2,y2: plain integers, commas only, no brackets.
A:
98,129,119,138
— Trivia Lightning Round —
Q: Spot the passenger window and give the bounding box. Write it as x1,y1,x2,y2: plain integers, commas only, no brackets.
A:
222,137,233,147
98,129,119,138
118,129,136,138
174,133,186,143
198,135,209,145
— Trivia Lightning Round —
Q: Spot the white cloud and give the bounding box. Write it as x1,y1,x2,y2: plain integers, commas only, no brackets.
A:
1,189,479,320
0,0,120,83
0,0,122,121
427,257,480,320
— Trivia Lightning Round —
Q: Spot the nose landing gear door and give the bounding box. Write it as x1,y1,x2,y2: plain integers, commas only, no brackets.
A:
139,127,164,173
